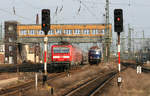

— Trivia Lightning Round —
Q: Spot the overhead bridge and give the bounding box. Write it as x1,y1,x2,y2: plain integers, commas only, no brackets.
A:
17,24,112,43
4,21,112,64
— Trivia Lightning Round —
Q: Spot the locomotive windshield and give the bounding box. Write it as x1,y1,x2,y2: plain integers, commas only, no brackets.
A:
53,47,70,53
89,50,100,54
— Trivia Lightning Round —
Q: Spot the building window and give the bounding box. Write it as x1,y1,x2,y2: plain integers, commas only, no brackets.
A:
9,56,14,64
92,29,98,34
29,45,34,54
74,29,80,34
83,29,90,34
9,46,13,51
9,38,13,42
64,30,72,35
5,57,8,62
20,30,27,35
98,30,102,34
29,30,35,35
56,29,62,34
48,30,54,35
8,26,14,31
0,45,4,52
102,29,105,34
38,30,44,35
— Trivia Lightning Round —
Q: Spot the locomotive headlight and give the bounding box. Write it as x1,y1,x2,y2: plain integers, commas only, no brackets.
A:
63,56,70,58
96,52,99,54
53,56,60,58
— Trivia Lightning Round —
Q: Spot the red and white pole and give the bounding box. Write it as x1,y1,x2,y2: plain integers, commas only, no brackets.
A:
117,32,122,86
44,36,48,74
118,44,121,72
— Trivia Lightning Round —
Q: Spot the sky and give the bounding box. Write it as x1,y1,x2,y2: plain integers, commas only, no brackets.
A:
0,0,150,39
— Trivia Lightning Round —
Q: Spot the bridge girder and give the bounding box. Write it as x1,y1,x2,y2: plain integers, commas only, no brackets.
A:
17,37,103,43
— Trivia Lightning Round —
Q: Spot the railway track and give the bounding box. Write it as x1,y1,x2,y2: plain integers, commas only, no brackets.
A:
0,65,84,96
62,64,128,96
63,70,117,96
0,72,64,96
141,66,150,73
122,62,150,73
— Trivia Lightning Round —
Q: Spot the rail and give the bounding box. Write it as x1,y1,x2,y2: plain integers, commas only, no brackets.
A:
64,71,117,96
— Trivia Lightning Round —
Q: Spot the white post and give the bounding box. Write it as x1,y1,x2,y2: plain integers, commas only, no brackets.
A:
35,73,38,90
139,66,141,74
137,65,142,74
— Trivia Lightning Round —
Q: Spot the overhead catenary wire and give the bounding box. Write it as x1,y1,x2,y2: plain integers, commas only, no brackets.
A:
79,0,150,7
59,5,63,13
13,6,16,15
77,0,81,15
1,0,150,24
73,0,99,19
55,6,58,15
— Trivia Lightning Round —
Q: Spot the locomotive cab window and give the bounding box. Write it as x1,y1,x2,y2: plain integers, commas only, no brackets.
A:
53,47,70,53
89,50,100,54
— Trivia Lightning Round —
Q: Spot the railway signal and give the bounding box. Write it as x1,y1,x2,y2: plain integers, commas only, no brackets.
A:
114,9,123,87
41,9,50,85
114,9,123,32
42,9,50,35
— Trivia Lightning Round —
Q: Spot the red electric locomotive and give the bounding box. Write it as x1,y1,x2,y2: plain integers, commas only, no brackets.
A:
51,44,83,69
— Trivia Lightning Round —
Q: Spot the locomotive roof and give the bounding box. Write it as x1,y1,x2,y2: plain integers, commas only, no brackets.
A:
89,49,101,51
90,46,100,49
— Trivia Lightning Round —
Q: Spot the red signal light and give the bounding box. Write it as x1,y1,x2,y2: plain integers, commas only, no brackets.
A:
117,17,120,21
43,24,45,27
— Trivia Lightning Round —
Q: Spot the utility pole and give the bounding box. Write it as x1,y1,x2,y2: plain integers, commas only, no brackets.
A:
0,23,2,40
128,24,132,59
34,14,39,63
132,28,135,60
121,30,125,59
142,30,145,48
104,0,110,62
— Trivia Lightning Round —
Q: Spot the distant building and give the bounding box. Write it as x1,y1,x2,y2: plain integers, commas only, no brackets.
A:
4,21,41,64
5,21,18,64
21,44,41,63
0,44,5,64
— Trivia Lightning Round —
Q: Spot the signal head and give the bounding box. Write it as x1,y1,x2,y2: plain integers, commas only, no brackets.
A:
114,9,123,32
41,9,50,35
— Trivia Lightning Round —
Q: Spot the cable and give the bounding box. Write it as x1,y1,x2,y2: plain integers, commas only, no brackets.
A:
73,0,99,19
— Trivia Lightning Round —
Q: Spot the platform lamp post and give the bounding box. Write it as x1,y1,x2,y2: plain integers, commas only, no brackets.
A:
114,9,123,87
41,9,50,85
